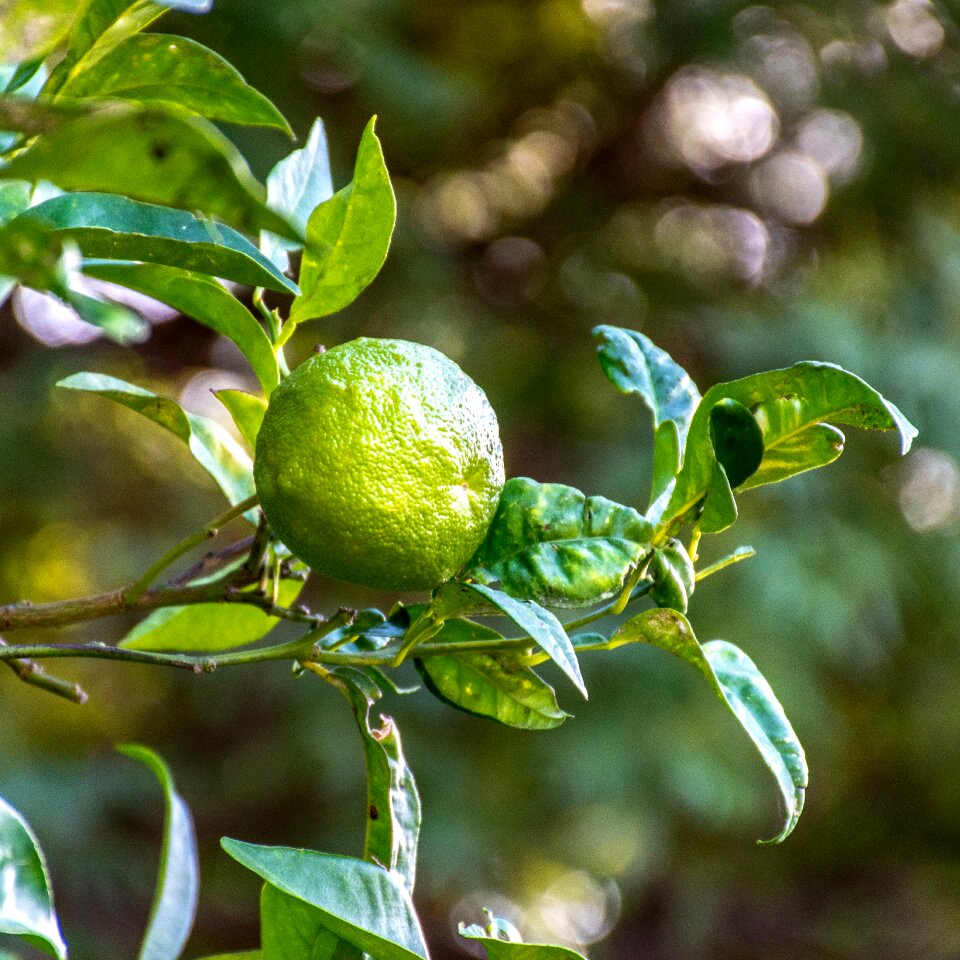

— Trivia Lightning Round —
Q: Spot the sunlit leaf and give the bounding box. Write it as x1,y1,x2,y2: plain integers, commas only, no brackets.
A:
221,840,430,960
118,745,199,960
262,118,334,272
84,261,281,393
415,616,568,730
328,668,421,893
593,325,701,504
466,477,653,609
56,372,255,509
0,99,297,239
610,608,807,843
215,390,268,449
19,193,298,294
284,117,395,338
654,362,918,534
648,538,695,614
57,34,291,133
260,884,360,960
459,927,586,960
0,0,76,63
0,796,66,959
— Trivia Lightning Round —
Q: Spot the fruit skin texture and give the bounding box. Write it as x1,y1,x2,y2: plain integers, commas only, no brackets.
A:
254,337,505,591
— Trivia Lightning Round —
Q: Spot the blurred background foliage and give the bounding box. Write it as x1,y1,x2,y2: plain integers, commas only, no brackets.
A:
3,0,960,957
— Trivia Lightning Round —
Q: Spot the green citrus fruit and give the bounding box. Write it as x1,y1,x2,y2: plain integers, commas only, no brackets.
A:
254,337,505,591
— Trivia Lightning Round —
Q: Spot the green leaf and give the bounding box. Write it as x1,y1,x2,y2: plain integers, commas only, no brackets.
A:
284,117,395,336
0,796,66,960
66,287,151,343
0,0,76,63
648,538,696,614
120,579,304,652
215,390,268,449
57,34,291,133
432,581,587,699
118,745,199,960
0,182,30,226
0,99,297,239
194,954,262,960
610,608,807,843
593,325,701,503
261,118,334,272
415,617,568,730
709,398,764,489
221,840,430,960
260,884,360,960
84,261,281,393
328,668,421,893
56,372,255,508
654,362,918,535
459,928,586,960
466,477,653,609
19,193,298,294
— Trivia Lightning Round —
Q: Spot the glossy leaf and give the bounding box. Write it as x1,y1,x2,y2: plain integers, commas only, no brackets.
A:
58,34,291,133
215,390,268,449
0,796,66,959
709,398,764,489
466,477,654,609
610,608,807,843
433,581,587,699
0,100,297,239
654,362,918,534
57,372,255,508
285,117,395,335
262,118,334,272
221,840,430,960
119,745,199,960
593,325,701,503
260,884,360,960
19,193,298,294
648,538,696,614
120,579,304,652
84,261,281,392
0,0,75,63
459,928,587,960
329,668,421,893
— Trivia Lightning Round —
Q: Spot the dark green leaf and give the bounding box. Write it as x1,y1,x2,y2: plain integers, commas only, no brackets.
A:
220,840,430,960
654,362,918,534
260,884,360,960
433,581,587,699
120,579,304,652
459,928,586,960
56,372,255,508
0,100,297,239
593,325,701,503
118,745,199,960
261,118,334,271
0,0,76,63
58,34,291,133
19,192,298,294
467,478,653,609
416,618,568,730
648,538,695,614
709,398,764,489
0,796,66,959
610,608,807,843
328,668,420,893
284,117,395,337
215,390,268,449
84,260,281,392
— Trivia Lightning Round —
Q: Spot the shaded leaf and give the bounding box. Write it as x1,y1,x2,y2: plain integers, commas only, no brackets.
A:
84,260,280,392
593,325,701,503
466,477,653,609
57,372,255,508
432,581,586,699
262,118,334,272
610,608,807,842
215,390,268,449
709,398,764,489
0,99,297,239
328,668,420,893
221,840,430,960
416,618,567,730
260,884,360,960
120,579,304,652
0,796,66,959
58,34,291,133
284,117,395,336
119,745,199,960
20,192,297,294
654,362,918,534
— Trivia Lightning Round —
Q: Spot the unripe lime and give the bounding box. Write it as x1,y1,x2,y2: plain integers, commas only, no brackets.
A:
254,337,505,591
